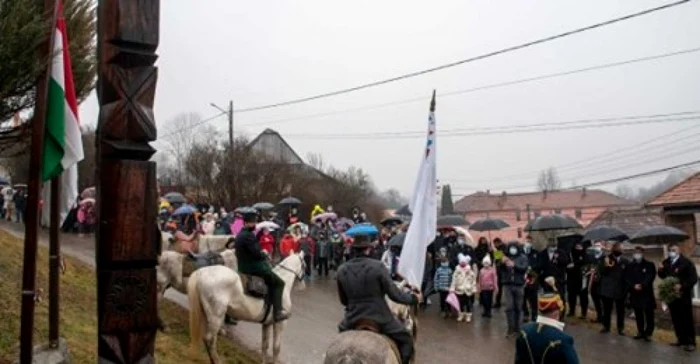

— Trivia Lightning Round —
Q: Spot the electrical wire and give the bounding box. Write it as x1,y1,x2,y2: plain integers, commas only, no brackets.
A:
238,47,700,128
159,112,226,139
233,0,692,114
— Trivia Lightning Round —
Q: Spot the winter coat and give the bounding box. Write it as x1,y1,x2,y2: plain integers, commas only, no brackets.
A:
279,234,298,258
625,258,657,308
258,233,275,255
474,243,493,269
450,265,477,296
658,254,699,301
337,257,417,328
599,254,629,300
479,266,498,291
316,239,331,259
235,227,268,274
449,244,475,268
537,248,570,288
434,265,453,291
298,237,315,257
501,244,529,286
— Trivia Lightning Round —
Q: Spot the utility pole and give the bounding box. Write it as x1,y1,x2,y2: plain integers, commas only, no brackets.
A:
228,100,234,150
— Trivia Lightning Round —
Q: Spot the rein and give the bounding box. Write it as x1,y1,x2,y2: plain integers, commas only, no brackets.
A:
275,255,305,282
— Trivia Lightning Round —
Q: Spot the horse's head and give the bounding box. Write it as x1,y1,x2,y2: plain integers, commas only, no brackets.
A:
277,251,306,290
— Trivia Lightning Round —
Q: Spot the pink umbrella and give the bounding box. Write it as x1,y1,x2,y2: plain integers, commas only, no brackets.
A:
230,216,244,236
446,292,461,314
313,212,337,222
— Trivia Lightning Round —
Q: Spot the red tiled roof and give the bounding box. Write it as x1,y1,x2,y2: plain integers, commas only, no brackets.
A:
646,172,700,207
586,206,663,237
454,189,635,213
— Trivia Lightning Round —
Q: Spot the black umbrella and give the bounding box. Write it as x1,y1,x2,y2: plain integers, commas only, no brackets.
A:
436,214,470,227
469,218,509,232
388,233,406,247
252,202,274,211
278,196,301,206
582,226,629,243
381,216,404,226
526,214,582,232
163,192,186,204
394,204,412,216
629,225,689,245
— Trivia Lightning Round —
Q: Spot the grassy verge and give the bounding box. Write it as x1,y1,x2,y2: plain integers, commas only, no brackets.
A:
0,230,258,364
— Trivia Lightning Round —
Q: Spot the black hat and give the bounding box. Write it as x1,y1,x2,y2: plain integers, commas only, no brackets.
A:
237,207,258,223
351,234,373,249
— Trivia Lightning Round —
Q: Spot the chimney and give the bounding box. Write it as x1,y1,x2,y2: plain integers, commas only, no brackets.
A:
582,187,587,198
501,191,507,199
543,190,547,200
486,189,490,196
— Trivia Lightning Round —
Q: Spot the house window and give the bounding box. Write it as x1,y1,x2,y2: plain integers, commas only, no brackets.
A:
515,210,521,221
534,210,541,218
554,208,562,214
575,209,582,219
517,228,523,238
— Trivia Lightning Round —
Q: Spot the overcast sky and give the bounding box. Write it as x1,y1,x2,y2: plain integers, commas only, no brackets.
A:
78,0,700,198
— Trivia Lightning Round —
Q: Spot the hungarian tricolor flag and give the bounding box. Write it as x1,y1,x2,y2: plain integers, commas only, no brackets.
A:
41,1,84,226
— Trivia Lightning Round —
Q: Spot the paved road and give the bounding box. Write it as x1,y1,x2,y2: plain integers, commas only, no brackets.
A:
4,222,697,363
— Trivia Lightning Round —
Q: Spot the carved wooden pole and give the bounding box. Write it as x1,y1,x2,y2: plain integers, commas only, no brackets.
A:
96,1,160,362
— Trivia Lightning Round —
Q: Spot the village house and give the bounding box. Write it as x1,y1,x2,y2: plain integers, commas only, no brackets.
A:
646,171,700,323
453,189,636,242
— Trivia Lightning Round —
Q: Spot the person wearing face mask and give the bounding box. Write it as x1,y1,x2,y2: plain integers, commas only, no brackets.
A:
449,254,477,322
537,240,570,299
434,257,454,318
587,242,606,323
598,242,628,335
566,242,590,318
522,237,541,323
501,241,529,337
658,243,698,352
624,246,656,341
478,256,498,318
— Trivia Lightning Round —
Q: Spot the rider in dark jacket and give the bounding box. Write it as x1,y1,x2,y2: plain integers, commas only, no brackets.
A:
235,210,288,322
336,234,420,364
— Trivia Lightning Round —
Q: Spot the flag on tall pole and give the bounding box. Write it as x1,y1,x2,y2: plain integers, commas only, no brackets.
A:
397,91,437,288
41,0,84,226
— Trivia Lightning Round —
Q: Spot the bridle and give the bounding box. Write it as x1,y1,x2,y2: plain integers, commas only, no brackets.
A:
275,254,306,282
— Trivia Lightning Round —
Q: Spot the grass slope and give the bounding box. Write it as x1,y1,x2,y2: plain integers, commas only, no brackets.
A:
0,230,258,364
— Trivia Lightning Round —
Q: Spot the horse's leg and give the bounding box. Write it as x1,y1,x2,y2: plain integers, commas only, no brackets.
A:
156,286,168,332
203,302,226,364
261,324,271,364
272,321,285,363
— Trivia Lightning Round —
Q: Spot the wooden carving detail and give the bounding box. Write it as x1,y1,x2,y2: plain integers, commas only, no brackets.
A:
97,0,160,362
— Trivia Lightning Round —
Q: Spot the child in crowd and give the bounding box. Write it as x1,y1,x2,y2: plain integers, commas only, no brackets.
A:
434,257,454,318
450,254,477,322
479,256,498,318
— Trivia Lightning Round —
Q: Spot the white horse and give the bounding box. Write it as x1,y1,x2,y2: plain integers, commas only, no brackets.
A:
188,252,306,364
156,250,237,331
162,231,235,253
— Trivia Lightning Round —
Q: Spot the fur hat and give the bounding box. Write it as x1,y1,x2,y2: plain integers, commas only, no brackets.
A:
482,256,492,266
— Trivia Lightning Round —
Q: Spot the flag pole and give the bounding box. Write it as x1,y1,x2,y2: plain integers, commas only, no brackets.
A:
48,177,60,348
20,0,60,361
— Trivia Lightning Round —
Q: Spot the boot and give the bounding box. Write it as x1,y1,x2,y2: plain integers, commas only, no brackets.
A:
466,313,472,323
456,313,464,322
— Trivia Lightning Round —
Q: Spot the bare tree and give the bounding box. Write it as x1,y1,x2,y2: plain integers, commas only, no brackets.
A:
537,167,561,191
306,152,326,172
380,188,408,209
161,112,204,185
615,184,636,201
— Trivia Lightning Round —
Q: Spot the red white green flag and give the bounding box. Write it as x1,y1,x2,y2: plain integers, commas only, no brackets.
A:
41,1,84,225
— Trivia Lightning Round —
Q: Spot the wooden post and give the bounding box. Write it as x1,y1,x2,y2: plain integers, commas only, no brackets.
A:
96,1,160,362
48,177,60,348
19,0,58,361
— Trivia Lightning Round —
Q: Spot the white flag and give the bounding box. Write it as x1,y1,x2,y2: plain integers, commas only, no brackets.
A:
398,92,437,288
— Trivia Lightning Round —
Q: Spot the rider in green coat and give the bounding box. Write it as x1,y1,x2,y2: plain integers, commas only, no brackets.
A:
235,210,288,322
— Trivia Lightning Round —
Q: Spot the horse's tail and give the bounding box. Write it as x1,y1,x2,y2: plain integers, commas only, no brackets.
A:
188,270,204,348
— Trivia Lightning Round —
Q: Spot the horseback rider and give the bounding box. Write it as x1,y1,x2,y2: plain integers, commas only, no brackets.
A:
235,209,289,322
336,234,421,364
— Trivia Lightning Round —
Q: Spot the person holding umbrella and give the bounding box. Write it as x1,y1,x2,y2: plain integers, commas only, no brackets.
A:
657,243,698,352
598,242,628,335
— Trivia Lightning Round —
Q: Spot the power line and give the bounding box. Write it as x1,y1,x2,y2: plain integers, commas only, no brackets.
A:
448,122,700,183
282,113,700,139
234,0,692,114
449,145,700,191
239,47,700,128
160,112,226,139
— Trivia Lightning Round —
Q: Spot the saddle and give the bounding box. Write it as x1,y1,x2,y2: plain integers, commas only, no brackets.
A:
239,274,269,298
182,251,225,278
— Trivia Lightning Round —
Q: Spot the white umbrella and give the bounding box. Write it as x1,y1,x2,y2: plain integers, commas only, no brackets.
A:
454,226,476,247
256,221,280,231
